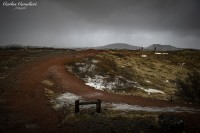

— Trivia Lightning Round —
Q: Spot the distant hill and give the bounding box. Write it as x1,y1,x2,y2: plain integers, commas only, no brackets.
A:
95,43,139,50
94,43,181,51
0,44,24,49
145,44,180,51
0,43,187,51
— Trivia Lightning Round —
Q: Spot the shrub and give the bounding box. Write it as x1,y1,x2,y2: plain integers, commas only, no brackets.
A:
176,70,200,104
95,57,118,77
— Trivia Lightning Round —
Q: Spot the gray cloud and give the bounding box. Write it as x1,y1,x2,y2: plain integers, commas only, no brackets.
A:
0,0,200,48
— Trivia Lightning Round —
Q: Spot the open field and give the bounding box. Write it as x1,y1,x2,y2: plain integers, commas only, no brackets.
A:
0,48,200,133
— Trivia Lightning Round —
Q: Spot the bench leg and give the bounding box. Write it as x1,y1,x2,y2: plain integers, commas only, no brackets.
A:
96,99,101,113
75,100,79,113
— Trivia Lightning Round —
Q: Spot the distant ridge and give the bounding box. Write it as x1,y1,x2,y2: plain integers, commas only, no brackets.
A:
0,43,191,51
94,43,181,51
145,44,180,51
0,44,24,49
95,43,139,50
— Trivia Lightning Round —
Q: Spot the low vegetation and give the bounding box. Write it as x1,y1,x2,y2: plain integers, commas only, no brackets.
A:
66,49,200,102
61,111,159,133
176,70,200,104
66,55,137,92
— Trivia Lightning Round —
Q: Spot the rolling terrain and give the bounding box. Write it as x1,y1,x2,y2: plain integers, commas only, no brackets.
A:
0,48,200,132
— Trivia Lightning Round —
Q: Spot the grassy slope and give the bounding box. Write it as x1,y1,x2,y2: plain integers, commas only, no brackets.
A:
98,50,200,100
67,49,200,101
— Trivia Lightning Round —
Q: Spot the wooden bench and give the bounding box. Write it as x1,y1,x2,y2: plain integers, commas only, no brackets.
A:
75,99,101,113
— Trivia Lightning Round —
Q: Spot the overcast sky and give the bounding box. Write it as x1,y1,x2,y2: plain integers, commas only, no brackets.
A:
0,0,200,48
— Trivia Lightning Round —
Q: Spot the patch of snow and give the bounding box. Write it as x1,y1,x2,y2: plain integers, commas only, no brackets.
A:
85,75,136,91
141,55,147,57
107,103,200,113
163,53,168,55
91,59,99,64
155,52,169,55
137,86,165,94
51,92,200,113
155,52,162,55
165,80,169,83
85,75,107,90
85,75,117,90
181,63,185,66
76,61,96,73
78,64,88,72
110,103,166,112
144,88,165,94
52,92,82,110
145,80,151,83
76,62,85,65
66,66,73,73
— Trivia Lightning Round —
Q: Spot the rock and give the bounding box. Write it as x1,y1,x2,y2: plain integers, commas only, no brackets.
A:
44,88,54,98
42,80,54,86
158,113,184,132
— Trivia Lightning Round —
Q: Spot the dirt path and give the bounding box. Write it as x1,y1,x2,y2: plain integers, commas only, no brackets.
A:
2,50,199,132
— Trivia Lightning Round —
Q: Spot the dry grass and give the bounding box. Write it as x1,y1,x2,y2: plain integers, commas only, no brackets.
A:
94,50,200,100
64,49,200,101
59,108,160,133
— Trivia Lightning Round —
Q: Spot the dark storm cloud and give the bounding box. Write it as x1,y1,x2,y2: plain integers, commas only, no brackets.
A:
0,0,200,48
56,0,200,33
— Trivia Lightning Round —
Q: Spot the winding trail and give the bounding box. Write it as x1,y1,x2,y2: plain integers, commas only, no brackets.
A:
4,50,199,132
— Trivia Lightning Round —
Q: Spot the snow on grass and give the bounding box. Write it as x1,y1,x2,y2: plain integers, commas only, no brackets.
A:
144,88,165,94
155,52,162,55
84,75,165,95
76,63,96,73
51,91,199,113
67,58,165,95
85,75,115,90
91,59,99,64
137,86,165,94
85,75,108,90
84,75,136,91
155,52,169,55
163,53,168,55
52,92,82,110
107,103,200,113
67,59,99,74
52,92,102,110
145,80,151,83
181,63,186,66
